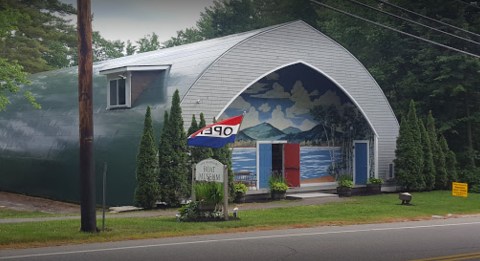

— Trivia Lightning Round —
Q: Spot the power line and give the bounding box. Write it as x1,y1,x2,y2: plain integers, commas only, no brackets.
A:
345,0,480,46
378,0,480,38
310,0,480,59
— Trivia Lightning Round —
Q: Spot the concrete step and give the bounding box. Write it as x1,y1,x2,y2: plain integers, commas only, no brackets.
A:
286,192,337,199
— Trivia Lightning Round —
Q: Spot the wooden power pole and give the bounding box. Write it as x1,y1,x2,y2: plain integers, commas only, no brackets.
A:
77,0,96,233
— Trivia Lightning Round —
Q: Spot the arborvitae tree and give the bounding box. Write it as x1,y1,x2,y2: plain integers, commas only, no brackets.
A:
187,114,199,137
440,135,458,187
419,119,436,191
158,90,190,206
406,100,425,191
427,111,448,190
394,116,418,191
134,106,161,209
158,111,172,204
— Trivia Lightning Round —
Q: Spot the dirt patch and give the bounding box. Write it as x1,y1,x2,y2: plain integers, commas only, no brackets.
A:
0,191,80,214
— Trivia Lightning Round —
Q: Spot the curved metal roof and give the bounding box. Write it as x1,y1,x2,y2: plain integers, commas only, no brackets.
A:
97,26,271,97
181,20,399,178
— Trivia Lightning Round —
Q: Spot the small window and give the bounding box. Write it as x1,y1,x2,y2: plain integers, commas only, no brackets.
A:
109,78,126,107
389,163,394,179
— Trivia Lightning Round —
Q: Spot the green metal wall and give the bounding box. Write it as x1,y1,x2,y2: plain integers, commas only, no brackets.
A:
0,67,168,206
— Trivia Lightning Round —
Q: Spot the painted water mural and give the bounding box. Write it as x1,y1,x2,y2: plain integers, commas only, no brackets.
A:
232,146,342,183
223,63,372,186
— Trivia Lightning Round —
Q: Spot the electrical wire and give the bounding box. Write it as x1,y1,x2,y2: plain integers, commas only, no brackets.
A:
310,0,480,59
378,0,480,38
346,0,480,46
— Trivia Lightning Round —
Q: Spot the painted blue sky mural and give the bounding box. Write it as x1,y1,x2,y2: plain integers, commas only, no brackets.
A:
223,63,352,135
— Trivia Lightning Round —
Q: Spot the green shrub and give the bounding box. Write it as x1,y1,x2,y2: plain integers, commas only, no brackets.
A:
194,182,224,205
234,183,248,194
269,174,288,192
368,177,383,185
459,167,480,193
178,201,200,221
338,174,353,188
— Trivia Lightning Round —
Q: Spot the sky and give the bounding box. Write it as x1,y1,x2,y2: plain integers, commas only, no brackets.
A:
60,0,215,43
224,65,346,132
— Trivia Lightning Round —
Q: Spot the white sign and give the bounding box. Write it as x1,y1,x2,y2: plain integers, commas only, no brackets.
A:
195,158,224,182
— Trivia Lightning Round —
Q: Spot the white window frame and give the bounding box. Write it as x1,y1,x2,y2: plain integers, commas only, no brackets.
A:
100,65,170,110
106,72,131,109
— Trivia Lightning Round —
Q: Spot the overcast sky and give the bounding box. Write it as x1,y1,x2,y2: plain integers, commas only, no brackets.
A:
60,0,214,43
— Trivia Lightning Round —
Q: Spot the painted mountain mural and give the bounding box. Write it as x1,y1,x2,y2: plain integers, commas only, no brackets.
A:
282,127,302,134
222,63,372,184
236,122,342,145
240,122,284,140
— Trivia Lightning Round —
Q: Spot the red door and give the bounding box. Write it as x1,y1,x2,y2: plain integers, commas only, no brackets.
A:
284,143,300,187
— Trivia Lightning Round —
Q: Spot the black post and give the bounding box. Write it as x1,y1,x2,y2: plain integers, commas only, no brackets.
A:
77,0,96,233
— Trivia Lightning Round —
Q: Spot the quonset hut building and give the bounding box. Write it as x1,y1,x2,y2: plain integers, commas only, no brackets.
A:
0,21,399,205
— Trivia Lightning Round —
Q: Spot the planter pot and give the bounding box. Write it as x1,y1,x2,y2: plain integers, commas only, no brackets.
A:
337,186,352,197
234,192,245,203
366,184,382,195
271,190,286,200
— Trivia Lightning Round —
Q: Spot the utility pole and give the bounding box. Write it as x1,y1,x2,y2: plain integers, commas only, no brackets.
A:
77,0,96,233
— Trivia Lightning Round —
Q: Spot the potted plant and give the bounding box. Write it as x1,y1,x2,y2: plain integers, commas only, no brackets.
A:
234,183,248,203
194,182,223,211
337,175,353,197
269,175,288,200
366,177,383,195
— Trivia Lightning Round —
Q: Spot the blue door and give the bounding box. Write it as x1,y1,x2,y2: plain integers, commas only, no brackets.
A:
354,141,368,185
258,144,272,189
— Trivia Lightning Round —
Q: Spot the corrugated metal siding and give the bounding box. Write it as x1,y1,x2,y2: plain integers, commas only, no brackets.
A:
182,21,399,179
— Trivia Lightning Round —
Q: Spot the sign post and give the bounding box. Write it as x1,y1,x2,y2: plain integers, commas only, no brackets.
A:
452,182,468,198
223,165,229,221
194,158,229,220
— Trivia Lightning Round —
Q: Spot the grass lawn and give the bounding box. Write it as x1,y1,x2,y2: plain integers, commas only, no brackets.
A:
1,191,479,249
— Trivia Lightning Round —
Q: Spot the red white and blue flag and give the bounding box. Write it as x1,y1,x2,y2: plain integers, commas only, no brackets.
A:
187,115,244,148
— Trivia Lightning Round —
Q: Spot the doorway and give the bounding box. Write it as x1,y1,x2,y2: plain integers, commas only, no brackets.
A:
353,140,369,185
257,141,300,189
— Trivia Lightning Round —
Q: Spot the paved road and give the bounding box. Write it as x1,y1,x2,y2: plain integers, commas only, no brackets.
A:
2,216,480,261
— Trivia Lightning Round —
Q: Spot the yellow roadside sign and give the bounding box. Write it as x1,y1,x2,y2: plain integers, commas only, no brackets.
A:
452,182,468,198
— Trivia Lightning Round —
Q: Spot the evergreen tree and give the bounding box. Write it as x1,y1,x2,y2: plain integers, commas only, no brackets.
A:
440,135,459,187
419,119,436,191
187,114,199,137
406,100,425,191
427,111,448,190
134,106,161,209
0,0,77,73
394,116,417,191
158,111,172,203
158,90,190,206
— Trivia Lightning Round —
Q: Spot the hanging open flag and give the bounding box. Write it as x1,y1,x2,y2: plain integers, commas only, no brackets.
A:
187,115,244,148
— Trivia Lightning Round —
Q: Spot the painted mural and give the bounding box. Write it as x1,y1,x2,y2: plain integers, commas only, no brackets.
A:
222,63,373,184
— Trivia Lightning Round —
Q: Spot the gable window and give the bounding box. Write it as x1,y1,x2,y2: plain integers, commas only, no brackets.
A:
100,65,170,110
109,78,126,106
